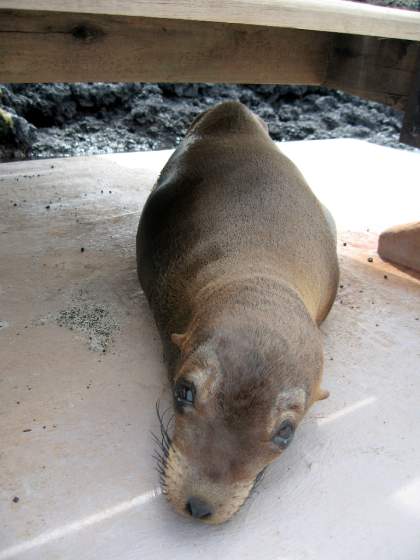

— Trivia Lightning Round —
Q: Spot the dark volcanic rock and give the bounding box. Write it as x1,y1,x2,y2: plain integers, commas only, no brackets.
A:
0,104,37,160
351,0,420,8
1,82,416,162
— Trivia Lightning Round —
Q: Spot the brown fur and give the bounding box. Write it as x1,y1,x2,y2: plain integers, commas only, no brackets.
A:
136,101,339,524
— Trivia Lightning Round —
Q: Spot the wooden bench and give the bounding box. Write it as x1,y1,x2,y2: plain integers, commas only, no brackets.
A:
0,0,419,147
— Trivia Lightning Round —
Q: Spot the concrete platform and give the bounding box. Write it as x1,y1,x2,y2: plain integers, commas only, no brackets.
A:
0,139,419,560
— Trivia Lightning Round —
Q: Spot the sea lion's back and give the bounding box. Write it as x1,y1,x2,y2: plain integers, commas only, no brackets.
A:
137,102,338,330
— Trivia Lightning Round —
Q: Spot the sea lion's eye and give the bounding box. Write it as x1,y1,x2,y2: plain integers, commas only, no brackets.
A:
272,421,295,448
174,379,195,409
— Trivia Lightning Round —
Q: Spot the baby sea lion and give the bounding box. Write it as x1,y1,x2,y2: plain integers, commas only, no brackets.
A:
136,101,339,524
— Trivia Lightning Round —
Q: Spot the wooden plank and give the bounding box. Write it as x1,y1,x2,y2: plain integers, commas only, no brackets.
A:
325,35,420,110
378,221,420,272
400,52,420,147
2,9,417,111
0,9,332,84
0,0,419,41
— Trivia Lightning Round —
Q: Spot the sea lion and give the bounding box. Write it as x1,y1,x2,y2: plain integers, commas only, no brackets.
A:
136,101,339,524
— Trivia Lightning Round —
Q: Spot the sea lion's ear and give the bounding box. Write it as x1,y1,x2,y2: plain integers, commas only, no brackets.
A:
316,388,330,401
171,333,187,349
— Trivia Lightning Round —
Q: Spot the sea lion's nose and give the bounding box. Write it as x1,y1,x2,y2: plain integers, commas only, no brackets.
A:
186,497,213,519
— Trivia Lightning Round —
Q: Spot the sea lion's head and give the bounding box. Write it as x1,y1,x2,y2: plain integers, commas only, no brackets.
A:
157,318,326,525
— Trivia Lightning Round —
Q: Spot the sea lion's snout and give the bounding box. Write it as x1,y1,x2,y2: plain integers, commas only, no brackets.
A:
185,497,213,519
162,413,262,524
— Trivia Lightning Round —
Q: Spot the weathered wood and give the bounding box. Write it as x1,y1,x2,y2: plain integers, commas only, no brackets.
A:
0,10,332,84
400,52,420,146
378,222,420,273
0,0,420,41
324,35,419,110
1,9,418,110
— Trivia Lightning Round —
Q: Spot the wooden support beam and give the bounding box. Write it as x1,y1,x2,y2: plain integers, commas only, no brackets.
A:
1,10,418,111
1,0,420,41
400,53,420,146
0,10,331,85
324,35,419,111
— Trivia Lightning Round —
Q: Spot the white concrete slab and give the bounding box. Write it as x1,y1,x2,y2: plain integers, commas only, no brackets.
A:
0,140,419,560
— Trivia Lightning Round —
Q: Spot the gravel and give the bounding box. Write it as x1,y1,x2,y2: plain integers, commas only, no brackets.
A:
56,304,119,353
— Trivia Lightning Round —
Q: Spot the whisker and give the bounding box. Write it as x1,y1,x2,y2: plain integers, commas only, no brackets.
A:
150,431,166,450
159,404,173,426
251,467,267,493
152,399,177,494
153,452,166,463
